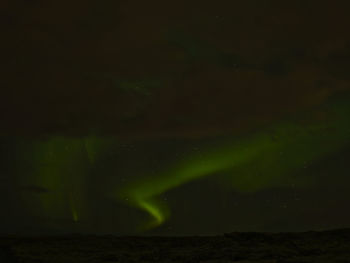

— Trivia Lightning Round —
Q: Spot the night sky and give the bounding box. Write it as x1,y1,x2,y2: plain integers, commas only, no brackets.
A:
1,0,350,235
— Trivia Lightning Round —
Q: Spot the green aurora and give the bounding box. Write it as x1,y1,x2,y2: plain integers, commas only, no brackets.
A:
16,136,109,224
12,93,350,231
116,93,350,229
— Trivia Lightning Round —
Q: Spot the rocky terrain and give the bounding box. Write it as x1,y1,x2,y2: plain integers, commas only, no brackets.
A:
1,229,350,262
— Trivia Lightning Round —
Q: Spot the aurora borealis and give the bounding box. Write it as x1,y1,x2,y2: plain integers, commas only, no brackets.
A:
115,94,350,229
1,0,350,235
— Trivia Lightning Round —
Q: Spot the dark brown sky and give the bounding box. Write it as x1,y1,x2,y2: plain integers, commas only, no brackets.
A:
1,0,350,139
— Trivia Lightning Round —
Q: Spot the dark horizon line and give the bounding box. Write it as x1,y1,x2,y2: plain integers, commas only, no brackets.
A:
1,227,349,239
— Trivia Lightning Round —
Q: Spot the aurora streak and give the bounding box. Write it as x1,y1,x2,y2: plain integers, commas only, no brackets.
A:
116,94,350,229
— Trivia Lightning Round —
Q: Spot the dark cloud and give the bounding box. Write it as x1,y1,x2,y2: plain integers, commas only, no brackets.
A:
21,185,49,194
1,0,350,139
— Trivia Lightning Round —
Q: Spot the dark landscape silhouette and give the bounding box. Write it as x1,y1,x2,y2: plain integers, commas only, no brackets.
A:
1,228,350,262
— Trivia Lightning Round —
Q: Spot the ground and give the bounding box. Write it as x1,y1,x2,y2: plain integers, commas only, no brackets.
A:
1,229,349,262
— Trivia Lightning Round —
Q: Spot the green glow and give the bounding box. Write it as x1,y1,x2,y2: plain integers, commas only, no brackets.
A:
117,94,350,229
69,192,79,222
118,80,156,95
136,197,169,230
139,200,162,224
18,136,107,224
13,92,350,231
72,209,79,222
